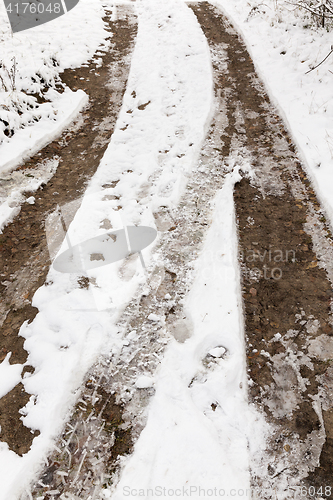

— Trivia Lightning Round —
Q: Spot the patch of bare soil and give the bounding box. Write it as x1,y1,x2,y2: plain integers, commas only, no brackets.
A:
191,3,333,498
0,7,137,457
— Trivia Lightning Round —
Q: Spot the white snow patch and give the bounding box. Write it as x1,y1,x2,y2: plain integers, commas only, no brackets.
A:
0,354,22,399
135,376,154,389
208,346,226,358
147,313,162,322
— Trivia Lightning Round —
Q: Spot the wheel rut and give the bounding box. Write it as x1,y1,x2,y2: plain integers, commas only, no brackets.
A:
191,3,333,498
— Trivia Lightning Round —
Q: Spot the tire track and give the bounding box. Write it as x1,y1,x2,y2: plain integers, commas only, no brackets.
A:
0,6,137,457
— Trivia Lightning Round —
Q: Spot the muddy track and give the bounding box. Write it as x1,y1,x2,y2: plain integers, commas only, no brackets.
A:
191,3,333,498
0,7,137,456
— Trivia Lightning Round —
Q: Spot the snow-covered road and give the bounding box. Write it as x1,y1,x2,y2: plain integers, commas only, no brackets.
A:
0,0,269,497
0,0,333,498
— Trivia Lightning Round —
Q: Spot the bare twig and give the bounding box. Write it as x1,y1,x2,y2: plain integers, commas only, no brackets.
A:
293,1,333,18
0,57,17,92
306,46,333,73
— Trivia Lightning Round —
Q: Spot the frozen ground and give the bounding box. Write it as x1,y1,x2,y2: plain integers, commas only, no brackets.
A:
0,0,333,499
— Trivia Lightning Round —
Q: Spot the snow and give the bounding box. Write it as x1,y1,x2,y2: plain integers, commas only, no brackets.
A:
135,375,154,389
308,334,333,360
208,346,227,358
0,157,59,232
0,88,88,175
147,313,162,322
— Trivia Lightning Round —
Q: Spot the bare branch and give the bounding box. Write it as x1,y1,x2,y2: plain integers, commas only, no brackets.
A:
294,2,333,17
306,47,333,73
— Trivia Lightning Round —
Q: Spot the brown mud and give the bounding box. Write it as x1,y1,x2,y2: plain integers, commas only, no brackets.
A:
191,3,333,498
0,7,137,456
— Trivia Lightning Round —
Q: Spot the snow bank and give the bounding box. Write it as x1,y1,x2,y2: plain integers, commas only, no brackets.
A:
0,88,88,175
0,0,108,168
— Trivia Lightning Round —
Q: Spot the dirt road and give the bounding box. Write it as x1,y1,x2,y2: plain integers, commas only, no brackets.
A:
0,3,332,499
191,3,333,497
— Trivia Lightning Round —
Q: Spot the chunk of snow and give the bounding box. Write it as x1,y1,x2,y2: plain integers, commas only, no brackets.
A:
208,346,226,358
135,376,154,389
147,313,162,322
0,354,23,399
